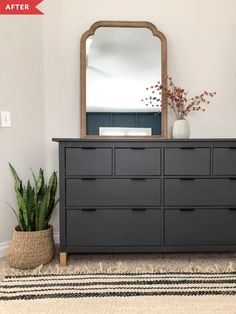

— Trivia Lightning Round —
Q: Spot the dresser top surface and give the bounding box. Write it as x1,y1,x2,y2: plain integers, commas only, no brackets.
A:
52,138,236,143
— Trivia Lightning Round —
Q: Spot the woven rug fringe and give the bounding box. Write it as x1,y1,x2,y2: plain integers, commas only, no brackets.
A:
2,261,236,277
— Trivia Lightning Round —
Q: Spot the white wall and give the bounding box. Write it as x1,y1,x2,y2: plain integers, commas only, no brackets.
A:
0,16,46,254
43,0,236,142
1,0,236,253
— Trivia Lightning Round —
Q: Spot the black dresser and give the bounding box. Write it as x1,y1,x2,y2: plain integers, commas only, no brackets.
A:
53,139,236,265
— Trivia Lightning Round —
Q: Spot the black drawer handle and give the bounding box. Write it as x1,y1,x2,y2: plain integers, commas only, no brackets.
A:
179,208,195,211
132,208,147,211
229,178,236,180
229,147,236,149
180,178,196,180
81,147,96,150
229,208,236,211
81,208,97,211
180,147,196,150
81,178,97,180
131,178,146,180
131,147,146,150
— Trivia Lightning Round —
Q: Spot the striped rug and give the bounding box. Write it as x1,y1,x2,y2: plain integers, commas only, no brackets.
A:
1,271,236,301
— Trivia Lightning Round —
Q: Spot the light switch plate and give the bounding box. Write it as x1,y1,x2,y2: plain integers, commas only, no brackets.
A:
0,111,11,128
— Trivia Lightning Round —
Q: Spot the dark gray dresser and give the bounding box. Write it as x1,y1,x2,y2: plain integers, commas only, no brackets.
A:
53,139,236,265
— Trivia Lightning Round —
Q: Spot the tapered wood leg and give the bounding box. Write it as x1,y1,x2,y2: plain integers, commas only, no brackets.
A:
59,252,68,266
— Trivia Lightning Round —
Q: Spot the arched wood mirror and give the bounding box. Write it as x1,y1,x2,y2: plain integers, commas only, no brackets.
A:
80,21,167,138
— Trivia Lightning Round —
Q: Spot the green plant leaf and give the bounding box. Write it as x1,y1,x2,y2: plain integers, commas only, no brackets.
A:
38,186,51,230
16,191,29,229
9,163,23,194
47,172,58,216
7,202,23,230
46,198,59,226
9,164,58,231
36,169,44,194
26,181,36,231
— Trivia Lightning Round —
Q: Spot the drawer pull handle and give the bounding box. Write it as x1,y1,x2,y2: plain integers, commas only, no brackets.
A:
131,178,146,180
229,208,236,211
81,178,97,180
229,178,236,180
180,147,196,150
81,208,97,211
180,178,196,180
131,148,146,150
179,208,195,211
81,147,96,150
132,208,147,211
229,147,236,149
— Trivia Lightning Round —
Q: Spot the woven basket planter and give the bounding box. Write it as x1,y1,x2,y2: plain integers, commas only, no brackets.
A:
6,225,55,269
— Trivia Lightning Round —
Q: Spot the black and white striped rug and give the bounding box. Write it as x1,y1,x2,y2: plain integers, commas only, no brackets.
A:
1,272,236,301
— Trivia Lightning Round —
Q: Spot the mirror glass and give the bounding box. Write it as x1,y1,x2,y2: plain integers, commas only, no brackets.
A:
83,24,165,137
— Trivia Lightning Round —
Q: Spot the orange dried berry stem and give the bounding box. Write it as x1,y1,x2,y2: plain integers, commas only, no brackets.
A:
143,76,216,120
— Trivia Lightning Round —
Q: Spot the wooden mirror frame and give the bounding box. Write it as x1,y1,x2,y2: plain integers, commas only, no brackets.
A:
80,21,168,139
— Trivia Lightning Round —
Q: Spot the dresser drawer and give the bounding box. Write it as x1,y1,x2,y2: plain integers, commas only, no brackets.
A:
213,148,236,175
165,179,236,206
165,208,236,246
115,148,160,175
164,148,210,175
66,178,161,207
66,209,162,247
65,148,112,176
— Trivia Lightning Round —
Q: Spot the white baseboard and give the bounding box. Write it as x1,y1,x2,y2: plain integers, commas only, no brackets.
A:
0,232,60,258
0,242,9,258
53,232,60,245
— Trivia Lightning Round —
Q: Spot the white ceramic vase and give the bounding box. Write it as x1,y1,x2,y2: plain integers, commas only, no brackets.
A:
172,119,190,139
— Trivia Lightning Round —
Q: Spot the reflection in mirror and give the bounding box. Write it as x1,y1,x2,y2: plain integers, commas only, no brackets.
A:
86,27,162,136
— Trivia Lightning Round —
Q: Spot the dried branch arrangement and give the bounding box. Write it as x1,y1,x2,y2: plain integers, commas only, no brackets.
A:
142,77,216,119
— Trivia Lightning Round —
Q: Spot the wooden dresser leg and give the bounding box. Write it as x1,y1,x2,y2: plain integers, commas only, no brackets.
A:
60,252,68,266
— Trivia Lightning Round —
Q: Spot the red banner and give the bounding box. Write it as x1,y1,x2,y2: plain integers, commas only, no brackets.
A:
0,0,44,15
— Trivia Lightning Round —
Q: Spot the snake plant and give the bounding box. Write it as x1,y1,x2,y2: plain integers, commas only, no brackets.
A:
9,164,59,231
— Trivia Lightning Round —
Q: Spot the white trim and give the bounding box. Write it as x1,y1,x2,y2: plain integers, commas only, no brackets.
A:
53,232,60,245
0,241,9,258
0,232,60,258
